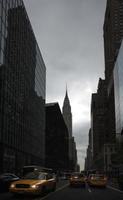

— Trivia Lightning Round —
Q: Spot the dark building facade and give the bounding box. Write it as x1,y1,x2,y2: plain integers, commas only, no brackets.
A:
45,103,69,171
107,39,123,168
104,0,123,82
114,40,123,142
0,0,46,173
85,129,93,170
103,0,123,143
85,0,123,170
71,136,77,171
91,78,107,168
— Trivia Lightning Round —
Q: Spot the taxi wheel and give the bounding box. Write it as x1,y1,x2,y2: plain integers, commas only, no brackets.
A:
40,186,46,196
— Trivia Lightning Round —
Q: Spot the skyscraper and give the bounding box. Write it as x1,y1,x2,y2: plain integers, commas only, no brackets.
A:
45,103,69,171
62,89,77,170
114,40,123,141
103,0,123,143
104,0,123,82
91,78,107,168
62,89,72,161
0,0,46,173
62,89,72,137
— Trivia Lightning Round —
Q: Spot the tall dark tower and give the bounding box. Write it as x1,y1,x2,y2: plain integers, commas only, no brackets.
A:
104,0,123,82
62,88,73,167
62,88,72,138
103,0,123,143
0,0,46,173
62,89,77,170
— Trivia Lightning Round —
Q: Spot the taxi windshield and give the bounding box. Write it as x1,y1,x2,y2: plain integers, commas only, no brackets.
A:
91,174,105,179
23,172,46,180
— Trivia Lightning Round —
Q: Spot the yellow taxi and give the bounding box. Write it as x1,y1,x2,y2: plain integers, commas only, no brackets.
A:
69,172,85,187
87,174,107,187
9,171,56,196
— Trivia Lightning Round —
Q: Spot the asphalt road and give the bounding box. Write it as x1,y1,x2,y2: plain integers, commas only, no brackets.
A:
40,184,123,200
0,181,123,200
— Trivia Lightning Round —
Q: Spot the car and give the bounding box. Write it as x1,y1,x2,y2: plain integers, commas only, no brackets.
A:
60,175,67,180
69,172,85,187
9,171,56,196
0,173,20,192
87,174,107,187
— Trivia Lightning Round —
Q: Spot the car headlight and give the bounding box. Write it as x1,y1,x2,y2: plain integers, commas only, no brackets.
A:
10,184,15,188
31,185,37,188
31,184,40,189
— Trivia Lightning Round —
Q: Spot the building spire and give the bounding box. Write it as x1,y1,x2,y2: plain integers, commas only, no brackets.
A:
62,86,72,144
65,83,68,99
66,83,68,92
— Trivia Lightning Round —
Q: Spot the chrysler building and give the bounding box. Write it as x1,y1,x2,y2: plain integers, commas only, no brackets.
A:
62,89,72,137
62,88,73,163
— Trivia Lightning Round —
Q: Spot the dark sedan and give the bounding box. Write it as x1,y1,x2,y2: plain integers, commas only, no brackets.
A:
69,172,86,187
0,173,19,192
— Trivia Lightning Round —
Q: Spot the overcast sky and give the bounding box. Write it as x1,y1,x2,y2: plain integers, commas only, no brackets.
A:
23,0,107,170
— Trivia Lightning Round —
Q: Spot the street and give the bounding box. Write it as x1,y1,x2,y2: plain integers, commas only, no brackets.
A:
0,181,123,200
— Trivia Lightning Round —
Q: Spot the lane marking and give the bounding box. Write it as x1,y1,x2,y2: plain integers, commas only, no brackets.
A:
107,185,123,194
88,188,92,193
85,182,92,193
56,183,69,192
40,183,69,200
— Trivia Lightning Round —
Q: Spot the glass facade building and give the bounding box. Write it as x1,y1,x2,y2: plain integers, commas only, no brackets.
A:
114,40,123,141
0,0,46,173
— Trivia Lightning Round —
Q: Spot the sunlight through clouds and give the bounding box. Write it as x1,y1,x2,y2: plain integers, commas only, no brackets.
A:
71,82,94,124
